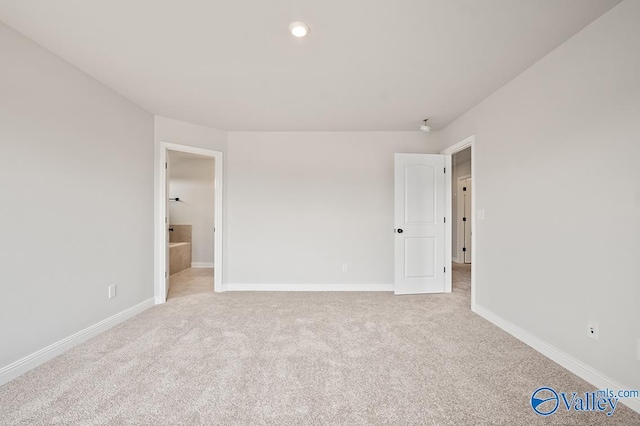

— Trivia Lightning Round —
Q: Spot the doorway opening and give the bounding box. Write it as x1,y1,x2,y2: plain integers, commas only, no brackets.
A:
442,136,475,309
156,142,223,304
166,150,215,300
452,148,472,265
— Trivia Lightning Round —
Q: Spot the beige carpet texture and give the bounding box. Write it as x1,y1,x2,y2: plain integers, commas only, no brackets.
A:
1,265,638,425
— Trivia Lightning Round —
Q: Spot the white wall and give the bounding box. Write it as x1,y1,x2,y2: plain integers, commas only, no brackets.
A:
155,116,227,152
168,153,216,265
440,0,639,392
227,131,440,286
0,23,154,370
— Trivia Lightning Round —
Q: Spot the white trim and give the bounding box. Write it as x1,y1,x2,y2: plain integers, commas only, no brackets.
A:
441,135,475,156
157,142,224,304
473,303,640,414
191,262,214,268
226,283,394,292
441,135,476,308
444,154,452,293
0,298,154,386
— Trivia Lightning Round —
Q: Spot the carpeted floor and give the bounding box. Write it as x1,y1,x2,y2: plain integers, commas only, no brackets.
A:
0,264,638,425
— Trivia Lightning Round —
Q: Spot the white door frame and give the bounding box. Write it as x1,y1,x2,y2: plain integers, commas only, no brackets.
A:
456,174,472,264
441,135,476,309
155,142,224,303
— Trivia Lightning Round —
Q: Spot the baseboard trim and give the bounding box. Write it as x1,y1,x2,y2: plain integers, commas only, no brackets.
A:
472,304,640,414
0,298,155,386
191,262,214,268
226,283,394,292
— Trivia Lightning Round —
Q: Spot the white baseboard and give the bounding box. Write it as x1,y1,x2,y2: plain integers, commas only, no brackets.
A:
472,303,640,414
226,283,394,292
191,262,214,268
0,298,155,386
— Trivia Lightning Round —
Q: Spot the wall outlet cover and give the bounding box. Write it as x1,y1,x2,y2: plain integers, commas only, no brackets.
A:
108,284,117,299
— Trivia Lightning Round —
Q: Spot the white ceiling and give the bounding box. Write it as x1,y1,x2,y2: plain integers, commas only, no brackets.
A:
0,0,621,131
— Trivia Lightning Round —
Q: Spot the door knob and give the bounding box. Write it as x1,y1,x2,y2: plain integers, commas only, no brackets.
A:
396,228,403,233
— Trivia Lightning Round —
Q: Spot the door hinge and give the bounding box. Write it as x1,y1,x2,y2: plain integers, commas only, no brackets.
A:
463,217,466,222
444,217,446,223
165,162,167,169
444,167,446,173
444,267,446,273
165,271,167,278
463,247,467,252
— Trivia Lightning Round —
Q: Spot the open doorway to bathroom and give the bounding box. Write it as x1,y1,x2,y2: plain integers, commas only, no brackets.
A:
166,150,216,300
156,142,223,304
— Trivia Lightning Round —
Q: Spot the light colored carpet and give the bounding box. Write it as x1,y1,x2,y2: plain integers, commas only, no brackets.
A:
0,264,638,425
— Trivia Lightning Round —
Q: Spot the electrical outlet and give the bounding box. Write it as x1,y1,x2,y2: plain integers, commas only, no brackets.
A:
587,320,598,341
108,284,117,299
342,263,349,272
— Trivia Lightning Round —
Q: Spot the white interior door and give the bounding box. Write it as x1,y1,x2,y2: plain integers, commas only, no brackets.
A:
463,178,472,264
394,153,446,295
165,156,171,300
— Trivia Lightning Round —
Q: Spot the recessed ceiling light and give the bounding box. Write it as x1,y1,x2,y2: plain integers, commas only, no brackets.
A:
289,21,309,38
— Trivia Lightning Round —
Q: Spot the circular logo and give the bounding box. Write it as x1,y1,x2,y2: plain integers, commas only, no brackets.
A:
531,387,559,416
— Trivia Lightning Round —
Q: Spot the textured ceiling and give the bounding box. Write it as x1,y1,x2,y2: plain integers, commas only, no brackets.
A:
0,0,621,131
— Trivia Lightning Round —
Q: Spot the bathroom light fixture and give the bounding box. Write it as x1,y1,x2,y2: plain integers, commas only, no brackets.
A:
420,119,432,133
289,21,309,37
